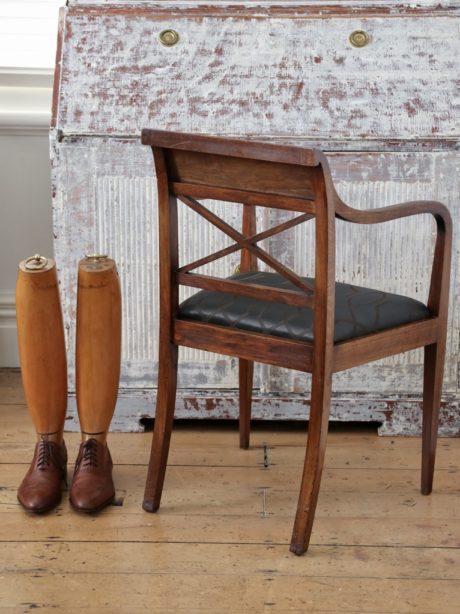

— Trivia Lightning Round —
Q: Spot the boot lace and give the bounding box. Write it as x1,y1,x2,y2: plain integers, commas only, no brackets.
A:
81,439,99,468
37,440,52,470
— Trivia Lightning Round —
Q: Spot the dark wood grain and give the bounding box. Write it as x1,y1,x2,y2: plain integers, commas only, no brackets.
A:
171,182,316,213
176,272,313,308
290,169,336,555
333,318,439,373
143,130,451,556
142,129,324,167
143,148,179,513
167,149,317,200
241,204,257,272
239,204,257,449
174,320,313,373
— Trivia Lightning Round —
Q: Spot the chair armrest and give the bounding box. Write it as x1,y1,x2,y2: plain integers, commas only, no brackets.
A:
334,199,452,318
335,199,452,228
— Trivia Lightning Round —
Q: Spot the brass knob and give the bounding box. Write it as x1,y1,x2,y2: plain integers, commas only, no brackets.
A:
159,29,180,47
84,253,108,260
349,30,370,48
24,254,48,270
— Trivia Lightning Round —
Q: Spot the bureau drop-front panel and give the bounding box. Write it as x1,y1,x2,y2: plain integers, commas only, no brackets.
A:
52,1,460,433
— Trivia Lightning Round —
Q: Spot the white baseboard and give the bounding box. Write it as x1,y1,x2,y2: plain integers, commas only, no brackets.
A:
0,291,18,367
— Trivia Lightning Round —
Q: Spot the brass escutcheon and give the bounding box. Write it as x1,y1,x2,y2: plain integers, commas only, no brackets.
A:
159,29,180,47
349,30,370,48
25,254,48,270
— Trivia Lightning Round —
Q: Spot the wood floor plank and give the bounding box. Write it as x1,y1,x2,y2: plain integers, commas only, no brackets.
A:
0,510,458,549
2,463,460,495
2,464,460,517
2,541,460,580
1,572,459,613
1,431,459,470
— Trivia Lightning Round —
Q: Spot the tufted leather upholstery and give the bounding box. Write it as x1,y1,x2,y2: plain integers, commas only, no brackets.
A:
178,271,431,343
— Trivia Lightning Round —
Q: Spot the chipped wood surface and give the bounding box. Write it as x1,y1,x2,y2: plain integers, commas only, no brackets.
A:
3,370,460,436
56,3,460,139
64,390,460,436
52,1,460,432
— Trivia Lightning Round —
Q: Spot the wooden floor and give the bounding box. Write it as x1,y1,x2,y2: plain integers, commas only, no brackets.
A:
1,369,460,613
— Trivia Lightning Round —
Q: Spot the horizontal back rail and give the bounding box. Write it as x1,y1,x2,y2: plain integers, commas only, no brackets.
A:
177,272,314,308
171,182,316,214
165,148,319,202
143,129,324,167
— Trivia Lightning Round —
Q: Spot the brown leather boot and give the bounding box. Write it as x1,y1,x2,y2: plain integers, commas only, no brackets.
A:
17,440,67,513
69,439,115,512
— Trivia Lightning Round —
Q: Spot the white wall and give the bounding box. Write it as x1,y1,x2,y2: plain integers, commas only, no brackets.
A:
0,71,54,366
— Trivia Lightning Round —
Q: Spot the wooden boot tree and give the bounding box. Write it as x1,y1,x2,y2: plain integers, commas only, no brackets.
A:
16,255,67,443
75,255,122,443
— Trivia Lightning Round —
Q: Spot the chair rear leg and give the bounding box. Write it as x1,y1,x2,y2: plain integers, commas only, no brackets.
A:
421,341,446,495
143,342,178,512
290,371,332,555
239,359,253,449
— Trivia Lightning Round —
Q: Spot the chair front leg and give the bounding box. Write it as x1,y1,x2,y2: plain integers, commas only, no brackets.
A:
239,358,254,449
421,338,446,495
290,369,332,555
143,341,178,512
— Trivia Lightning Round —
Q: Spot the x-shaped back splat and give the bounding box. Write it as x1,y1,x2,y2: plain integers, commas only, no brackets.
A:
175,195,315,308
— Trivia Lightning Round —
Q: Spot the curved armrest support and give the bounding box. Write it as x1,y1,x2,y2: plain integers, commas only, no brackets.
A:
335,199,452,317
335,199,451,229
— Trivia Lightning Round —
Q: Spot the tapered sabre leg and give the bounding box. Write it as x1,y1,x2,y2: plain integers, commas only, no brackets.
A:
16,254,68,512
70,255,122,513
239,359,253,449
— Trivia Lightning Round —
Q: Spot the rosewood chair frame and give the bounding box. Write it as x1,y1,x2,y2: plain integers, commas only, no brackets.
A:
141,129,452,556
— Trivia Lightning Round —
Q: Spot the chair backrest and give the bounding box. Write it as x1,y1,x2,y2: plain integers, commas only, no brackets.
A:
142,129,337,346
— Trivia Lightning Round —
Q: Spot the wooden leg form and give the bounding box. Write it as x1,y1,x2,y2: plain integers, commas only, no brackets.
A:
143,342,178,512
239,358,253,449
16,257,68,444
421,341,446,495
290,371,332,555
75,256,122,444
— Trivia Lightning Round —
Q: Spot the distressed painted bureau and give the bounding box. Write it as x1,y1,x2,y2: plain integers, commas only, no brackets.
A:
51,0,460,434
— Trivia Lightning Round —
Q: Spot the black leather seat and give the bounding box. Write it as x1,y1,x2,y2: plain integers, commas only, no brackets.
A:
178,271,431,343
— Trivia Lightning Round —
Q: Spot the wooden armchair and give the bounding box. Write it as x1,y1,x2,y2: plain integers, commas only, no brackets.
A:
141,129,451,556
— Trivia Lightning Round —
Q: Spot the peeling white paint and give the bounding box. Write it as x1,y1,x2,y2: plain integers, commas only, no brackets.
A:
53,2,460,433
65,390,460,437
57,8,460,139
